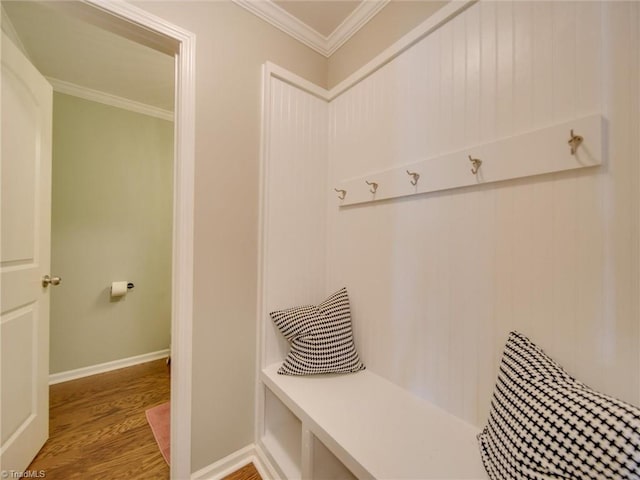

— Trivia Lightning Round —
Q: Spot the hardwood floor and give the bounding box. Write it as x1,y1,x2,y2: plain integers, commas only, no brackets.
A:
222,463,262,480
28,359,262,480
29,359,170,479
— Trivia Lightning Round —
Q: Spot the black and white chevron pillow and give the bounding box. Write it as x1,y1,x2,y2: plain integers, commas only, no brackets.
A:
478,331,640,480
270,288,365,375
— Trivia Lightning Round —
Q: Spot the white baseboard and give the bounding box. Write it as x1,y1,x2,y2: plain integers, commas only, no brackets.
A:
49,349,170,385
191,443,278,480
253,444,280,480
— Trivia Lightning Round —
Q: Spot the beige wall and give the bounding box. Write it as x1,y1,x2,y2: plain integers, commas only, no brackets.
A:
50,93,173,374
327,0,447,88
1,5,28,58
131,1,327,472
130,0,446,472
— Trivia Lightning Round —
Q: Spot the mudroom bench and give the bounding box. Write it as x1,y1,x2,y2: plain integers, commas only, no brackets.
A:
260,364,487,479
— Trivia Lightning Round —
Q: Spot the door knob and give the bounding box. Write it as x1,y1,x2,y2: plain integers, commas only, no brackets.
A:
42,275,62,287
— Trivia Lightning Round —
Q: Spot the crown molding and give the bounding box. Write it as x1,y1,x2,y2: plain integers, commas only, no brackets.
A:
233,0,326,55
232,0,389,57
326,0,389,56
47,77,174,121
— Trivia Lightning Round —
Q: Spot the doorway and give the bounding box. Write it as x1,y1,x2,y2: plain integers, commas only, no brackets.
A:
0,2,194,478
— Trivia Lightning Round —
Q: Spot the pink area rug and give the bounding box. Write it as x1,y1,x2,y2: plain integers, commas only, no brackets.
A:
146,402,170,465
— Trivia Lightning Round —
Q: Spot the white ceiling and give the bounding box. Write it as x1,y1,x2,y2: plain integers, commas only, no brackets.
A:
1,1,386,111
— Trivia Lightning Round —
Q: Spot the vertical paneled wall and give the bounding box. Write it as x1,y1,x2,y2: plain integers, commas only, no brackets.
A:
326,1,639,426
262,77,328,366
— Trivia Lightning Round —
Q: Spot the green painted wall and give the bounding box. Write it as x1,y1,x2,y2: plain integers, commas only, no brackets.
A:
50,92,173,374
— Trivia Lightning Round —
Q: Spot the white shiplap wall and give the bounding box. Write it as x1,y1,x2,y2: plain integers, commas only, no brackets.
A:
262,77,328,367
326,1,639,427
261,1,639,433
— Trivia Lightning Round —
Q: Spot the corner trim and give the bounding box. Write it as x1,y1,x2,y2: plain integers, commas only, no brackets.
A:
49,349,170,385
191,444,278,480
264,61,329,101
231,0,388,58
47,77,174,121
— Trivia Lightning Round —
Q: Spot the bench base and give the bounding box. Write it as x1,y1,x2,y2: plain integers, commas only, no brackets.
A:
260,363,486,479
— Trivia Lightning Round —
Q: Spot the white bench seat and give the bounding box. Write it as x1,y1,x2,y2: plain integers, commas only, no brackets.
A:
261,364,487,479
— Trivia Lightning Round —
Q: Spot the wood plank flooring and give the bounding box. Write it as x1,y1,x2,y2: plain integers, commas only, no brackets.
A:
27,360,262,480
223,463,262,480
29,359,171,479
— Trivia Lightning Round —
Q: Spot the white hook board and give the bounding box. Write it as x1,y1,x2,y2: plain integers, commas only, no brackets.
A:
334,114,603,206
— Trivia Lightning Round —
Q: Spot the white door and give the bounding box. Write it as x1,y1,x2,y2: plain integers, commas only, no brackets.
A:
1,32,53,472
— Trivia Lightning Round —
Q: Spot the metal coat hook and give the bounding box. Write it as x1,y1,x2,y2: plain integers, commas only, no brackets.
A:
365,180,378,194
334,188,346,200
469,155,482,175
406,170,420,186
568,129,583,155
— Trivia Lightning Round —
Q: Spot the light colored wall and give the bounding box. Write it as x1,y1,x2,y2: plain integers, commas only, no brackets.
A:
131,1,328,472
262,0,639,438
1,4,29,58
326,0,639,426
50,92,173,374
327,0,447,88
261,77,328,369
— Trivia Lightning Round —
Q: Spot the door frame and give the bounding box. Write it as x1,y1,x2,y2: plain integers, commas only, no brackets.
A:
73,2,196,478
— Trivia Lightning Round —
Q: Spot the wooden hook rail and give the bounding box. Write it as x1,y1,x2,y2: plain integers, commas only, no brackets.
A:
334,114,602,206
